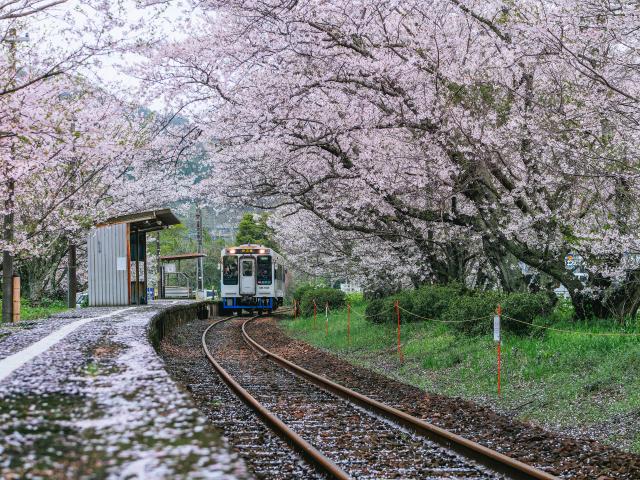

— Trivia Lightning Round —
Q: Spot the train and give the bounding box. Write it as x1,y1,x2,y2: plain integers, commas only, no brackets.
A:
219,244,285,314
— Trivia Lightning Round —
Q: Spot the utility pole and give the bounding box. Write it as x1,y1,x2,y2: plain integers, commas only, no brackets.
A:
196,206,204,292
2,28,17,323
156,233,162,299
67,242,77,308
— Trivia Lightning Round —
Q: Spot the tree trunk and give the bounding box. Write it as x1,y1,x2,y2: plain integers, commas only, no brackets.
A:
570,272,640,320
482,239,528,293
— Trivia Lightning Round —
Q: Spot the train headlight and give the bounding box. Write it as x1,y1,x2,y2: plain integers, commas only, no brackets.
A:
259,249,265,254
229,249,236,254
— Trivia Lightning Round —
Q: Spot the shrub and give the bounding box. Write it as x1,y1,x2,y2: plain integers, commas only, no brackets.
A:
412,283,465,320
443,290,554,336
300,288,346,317
345,291,364,305
365,284,463,323
365,284,554,337
443,290,504,335
501,292,555,335
365,298,387,323
293,282,317,303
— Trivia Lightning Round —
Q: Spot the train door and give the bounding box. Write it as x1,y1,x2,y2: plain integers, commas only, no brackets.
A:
239,257,256,295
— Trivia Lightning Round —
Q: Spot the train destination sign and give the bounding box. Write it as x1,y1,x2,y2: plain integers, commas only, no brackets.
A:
227,248,270,254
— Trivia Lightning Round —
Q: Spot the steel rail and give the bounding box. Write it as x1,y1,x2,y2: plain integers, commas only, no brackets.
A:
202,317,351,480
242,317,558,480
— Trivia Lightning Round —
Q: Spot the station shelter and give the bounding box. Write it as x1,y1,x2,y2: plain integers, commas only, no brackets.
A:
87,209,180,306
159,253,206,299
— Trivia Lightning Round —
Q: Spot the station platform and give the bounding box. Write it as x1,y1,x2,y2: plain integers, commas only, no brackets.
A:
0,301,248,479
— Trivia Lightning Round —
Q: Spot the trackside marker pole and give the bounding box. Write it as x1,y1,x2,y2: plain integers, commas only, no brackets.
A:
12,276,20,323
325,302,329,337
347,303,351,345
313,300,317,330
395,300,403,364
494,304,502,397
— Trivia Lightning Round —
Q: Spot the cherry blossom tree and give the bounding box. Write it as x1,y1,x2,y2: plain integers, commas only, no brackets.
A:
0,0,199,305
140,0,640,319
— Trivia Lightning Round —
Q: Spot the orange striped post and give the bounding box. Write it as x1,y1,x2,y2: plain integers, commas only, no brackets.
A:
325,302,329,337
395,300,403,364
347,303,351,345
313,300,317,330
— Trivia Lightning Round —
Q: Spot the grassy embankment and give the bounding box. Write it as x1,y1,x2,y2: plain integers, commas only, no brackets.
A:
284,295,640,453
0,298,67,321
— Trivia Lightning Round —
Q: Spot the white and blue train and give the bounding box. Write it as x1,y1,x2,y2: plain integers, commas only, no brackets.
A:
219,244,285,314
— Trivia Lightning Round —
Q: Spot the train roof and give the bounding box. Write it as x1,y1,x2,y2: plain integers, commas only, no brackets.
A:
221,244,283,257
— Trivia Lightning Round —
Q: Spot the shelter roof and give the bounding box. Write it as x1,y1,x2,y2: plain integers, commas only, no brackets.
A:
97,209,180,233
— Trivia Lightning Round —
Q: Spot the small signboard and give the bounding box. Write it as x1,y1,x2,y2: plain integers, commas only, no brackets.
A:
165,263,176,273
116,256,127,271
493,315,501,342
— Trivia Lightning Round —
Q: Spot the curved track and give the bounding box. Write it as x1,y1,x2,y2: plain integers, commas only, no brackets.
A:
203,315,557,480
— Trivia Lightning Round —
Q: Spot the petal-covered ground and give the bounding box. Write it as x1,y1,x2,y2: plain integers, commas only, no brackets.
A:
0,302,249,479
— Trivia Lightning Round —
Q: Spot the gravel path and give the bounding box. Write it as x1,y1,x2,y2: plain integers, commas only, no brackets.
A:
246,317,640,480
0,304,248,479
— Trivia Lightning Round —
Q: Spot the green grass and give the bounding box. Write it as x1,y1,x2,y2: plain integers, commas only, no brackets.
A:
284,296,640,453
0,298,68,322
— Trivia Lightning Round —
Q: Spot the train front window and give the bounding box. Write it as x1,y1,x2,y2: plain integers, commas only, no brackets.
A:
257,255,272,285
242,260,253,276
223,256,238,285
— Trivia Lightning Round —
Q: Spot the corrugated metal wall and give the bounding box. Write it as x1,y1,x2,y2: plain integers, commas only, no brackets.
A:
88,223,129,306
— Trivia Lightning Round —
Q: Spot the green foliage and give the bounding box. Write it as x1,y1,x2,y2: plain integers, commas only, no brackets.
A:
365,284,554,336
501,292,555,335
366,283,465,324
442,290,504,335
1,298,69,322
443,290,554,335
365,298,387,323
345,291,364,305
235,212,278,249
300,287,346,317
292,282,318,303
412,283,466,319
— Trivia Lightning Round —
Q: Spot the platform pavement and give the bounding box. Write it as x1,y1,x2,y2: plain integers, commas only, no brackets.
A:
0,302,250,479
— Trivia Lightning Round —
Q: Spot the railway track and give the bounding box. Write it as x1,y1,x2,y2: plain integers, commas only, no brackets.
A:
202,315,557,480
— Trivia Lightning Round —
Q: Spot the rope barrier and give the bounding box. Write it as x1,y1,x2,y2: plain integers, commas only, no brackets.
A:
397,305,489,324
349,305,395,319
296,299,640,339
502,314,640,337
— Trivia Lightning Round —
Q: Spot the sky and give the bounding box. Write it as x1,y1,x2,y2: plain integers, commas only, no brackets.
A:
39,0,194,108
